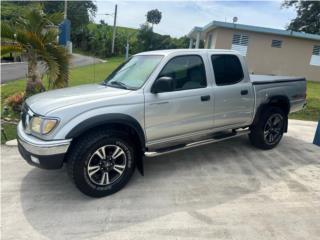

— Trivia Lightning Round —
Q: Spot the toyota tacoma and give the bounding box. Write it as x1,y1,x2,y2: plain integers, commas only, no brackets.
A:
17,49,307,197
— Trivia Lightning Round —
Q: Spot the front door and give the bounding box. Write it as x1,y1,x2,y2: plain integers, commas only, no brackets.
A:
144,55,214,146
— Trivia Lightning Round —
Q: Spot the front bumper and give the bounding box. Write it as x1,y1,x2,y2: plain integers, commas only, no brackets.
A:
17,122,72,169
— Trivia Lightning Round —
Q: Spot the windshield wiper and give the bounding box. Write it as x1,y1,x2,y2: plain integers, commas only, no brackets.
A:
106,81,130,90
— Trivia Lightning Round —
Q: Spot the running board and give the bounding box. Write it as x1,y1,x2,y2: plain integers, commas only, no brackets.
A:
144,129,250,157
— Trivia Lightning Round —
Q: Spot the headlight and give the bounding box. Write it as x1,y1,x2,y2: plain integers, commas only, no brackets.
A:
42,119,58,134
31,117,42,133
30,116,59,135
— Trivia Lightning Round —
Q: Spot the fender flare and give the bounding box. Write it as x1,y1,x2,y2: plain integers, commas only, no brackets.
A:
65,113,146,149
252,95,290,132
65,114,145,175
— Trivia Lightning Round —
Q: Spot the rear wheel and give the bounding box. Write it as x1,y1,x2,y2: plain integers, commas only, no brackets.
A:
249,107,286,150
67,130,135,198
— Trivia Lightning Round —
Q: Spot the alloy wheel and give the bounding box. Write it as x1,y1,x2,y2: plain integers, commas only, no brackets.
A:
87,145,127,186
263,113,284,145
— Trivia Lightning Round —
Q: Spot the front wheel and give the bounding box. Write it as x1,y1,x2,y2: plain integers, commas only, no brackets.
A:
249,107,286,150
67,130,136,198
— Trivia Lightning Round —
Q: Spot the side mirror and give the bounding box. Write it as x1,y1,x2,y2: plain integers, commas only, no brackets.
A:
151,76,173,93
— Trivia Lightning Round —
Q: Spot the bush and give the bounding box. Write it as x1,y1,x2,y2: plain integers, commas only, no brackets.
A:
5,91,25,113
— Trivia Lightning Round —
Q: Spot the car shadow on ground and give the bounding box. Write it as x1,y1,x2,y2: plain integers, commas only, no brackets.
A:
19,135,319,239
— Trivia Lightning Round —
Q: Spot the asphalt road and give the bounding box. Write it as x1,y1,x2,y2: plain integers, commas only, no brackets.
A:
1,120,320,240
1,54,103,84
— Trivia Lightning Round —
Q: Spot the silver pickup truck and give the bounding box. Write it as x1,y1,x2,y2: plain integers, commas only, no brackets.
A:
17,49,306,197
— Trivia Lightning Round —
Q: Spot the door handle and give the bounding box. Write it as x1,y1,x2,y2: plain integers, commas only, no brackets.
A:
241,90,248,95
201,95,210,101
149,101,169,105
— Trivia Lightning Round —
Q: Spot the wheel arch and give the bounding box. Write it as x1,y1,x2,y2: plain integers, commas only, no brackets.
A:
66,113,145,147
252,95,290,132
65,114,145,175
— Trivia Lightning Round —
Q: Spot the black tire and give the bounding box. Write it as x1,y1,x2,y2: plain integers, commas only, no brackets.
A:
249,107,286,150
66,130,136,198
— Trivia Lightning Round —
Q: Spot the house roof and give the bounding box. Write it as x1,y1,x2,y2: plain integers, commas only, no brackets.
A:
188,20,320,41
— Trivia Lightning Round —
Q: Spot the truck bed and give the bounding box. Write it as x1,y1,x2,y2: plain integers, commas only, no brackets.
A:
250,74,306,85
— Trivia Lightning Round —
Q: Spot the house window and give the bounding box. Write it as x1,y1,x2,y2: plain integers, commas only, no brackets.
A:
231,34,249,56
312,45,320,55
310,45,320,66
271,39,282,48
207,34,213,49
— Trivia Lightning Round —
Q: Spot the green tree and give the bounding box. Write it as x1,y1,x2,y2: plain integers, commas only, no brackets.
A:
1,1,97,45
137,23,155,51
146,9,162,27
1,2,42,21
1,9,70,96
42,1,97,44
282,0,320,34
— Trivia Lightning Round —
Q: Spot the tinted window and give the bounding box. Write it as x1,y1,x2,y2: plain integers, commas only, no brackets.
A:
158,55,207,91
211,55,244,86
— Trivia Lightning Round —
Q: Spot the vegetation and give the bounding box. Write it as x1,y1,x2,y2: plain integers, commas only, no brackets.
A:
282,0,320,34
1,57,123,143
1,2,189,59
1,123,17,144
42,1,97,40
1,9,69,96
1,2,42,21
74,23,140,57
289,81,320,121
1,57,123,103
1,1,97,44
75,22,190,58
146,9,162,27
137,23,186,52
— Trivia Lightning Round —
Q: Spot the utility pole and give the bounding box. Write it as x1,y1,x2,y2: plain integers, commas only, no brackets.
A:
111,4,117,55
64,0,67,19
125,35,130,60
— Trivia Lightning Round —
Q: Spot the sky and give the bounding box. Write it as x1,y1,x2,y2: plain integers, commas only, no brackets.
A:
94,0,297,38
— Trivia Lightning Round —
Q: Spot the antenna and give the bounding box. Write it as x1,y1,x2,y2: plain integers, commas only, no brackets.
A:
233,16,238,24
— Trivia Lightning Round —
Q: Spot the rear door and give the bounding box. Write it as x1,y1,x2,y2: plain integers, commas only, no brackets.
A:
210,54,254,128
144,54,214,145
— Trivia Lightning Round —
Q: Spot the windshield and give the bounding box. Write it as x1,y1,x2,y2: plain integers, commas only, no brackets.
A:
104,55,163,89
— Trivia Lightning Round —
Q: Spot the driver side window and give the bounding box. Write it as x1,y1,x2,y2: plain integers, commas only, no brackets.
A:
158,55,207,92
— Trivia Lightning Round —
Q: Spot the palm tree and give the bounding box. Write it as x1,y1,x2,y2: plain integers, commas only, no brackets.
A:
1,9,69,96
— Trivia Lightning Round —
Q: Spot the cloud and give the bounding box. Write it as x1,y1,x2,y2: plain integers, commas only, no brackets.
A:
94,1,296,37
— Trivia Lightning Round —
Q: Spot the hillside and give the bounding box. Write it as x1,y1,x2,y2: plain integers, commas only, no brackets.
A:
87,23,138,36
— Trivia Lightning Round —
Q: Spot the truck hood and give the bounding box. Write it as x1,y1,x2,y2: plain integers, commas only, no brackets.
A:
26,84,132,115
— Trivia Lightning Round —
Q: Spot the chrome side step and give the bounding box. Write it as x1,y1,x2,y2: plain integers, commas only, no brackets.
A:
144,129,250,157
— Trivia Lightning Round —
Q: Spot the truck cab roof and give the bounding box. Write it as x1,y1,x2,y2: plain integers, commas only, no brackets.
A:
135,49,240,56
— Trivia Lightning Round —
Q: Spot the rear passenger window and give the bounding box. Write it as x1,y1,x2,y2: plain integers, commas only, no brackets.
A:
158,55,207,91
211,55,244,86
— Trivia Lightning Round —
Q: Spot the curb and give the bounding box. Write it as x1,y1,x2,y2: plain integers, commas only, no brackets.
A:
5,139,18,146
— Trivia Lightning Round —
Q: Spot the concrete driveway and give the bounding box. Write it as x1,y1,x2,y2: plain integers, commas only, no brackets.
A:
1,54,103,84
1,120,320,240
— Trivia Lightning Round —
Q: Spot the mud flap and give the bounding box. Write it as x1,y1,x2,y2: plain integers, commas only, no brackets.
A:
284,115,288,133
136,152,144,176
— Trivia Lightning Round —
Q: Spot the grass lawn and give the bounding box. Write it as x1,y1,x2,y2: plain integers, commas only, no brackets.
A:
1,56,124,104
289,81,320,121
1,56,319,143
1,123,17,144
